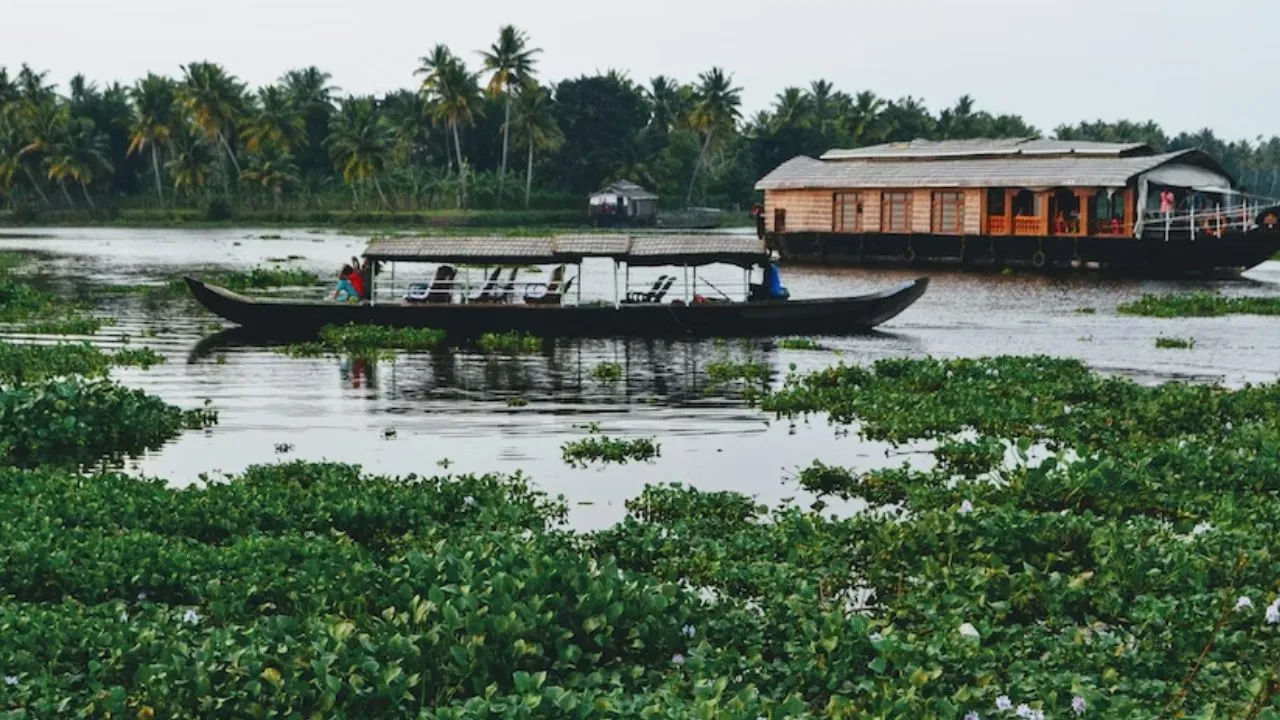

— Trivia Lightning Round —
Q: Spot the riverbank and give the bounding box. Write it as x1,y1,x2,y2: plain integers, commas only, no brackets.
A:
0,207,752,233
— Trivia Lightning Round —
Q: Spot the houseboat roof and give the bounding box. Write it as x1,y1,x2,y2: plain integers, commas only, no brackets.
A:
589,180,658,201
756,145,1232,191
363,234,766,267
819,137,1152,161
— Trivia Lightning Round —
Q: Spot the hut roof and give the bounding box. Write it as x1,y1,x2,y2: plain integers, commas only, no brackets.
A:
590,180,659,201
363,234,765,267
820,137,1152,161
755,148,1231,191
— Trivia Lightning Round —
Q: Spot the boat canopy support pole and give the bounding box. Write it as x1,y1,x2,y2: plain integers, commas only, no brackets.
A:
612,260,619,309
369,262,376,306
577,262,583,305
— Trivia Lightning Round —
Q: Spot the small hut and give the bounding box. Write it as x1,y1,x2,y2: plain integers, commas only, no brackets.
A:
588,180,658,226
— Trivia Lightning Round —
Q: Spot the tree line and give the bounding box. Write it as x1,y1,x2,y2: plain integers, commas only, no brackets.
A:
3,25,1280,219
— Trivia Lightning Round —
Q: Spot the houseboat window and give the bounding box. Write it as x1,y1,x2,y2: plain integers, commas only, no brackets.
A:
882,191,910,232
987,188,1005,216
932,191,964,233
773,208,787,233
834,192,863,232
1012,189,1038,217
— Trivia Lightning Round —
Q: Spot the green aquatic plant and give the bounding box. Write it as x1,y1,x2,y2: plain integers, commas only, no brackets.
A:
15,315,109,335
0,342,164,384
1118,292,1280,317
705,359,770,384
1155,335,1196,349
935,435,1007,476
561,435,661,467
777,337,825,350
476,330,541,355
0,378,216,467
591,361,623,382
277,324,445,358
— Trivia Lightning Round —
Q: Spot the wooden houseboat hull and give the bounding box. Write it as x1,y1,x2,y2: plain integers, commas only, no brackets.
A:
769,226,1280,275
185,276,928,338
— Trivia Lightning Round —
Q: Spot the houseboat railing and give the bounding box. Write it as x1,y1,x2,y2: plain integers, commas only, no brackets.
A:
1138,193,1276,241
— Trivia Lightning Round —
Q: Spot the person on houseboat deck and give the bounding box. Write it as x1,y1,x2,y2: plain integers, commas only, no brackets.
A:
331,265,359,302
750,262,790,301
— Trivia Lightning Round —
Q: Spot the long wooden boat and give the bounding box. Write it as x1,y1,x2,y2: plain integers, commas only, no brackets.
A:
185,235,927,337
756,138,1280,275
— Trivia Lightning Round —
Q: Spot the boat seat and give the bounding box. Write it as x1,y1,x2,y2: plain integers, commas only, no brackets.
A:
624,275,669,303
526,275,574,305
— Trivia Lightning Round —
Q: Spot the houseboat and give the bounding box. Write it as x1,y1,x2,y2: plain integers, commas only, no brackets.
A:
755,138,1280,275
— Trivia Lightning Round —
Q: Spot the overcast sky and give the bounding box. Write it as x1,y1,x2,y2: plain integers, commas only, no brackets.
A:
5,0,1276,142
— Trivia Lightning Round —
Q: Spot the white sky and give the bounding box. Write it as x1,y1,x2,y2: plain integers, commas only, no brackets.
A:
4,0,1276,141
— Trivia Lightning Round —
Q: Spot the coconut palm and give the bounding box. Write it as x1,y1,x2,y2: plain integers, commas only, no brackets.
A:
280,66,336,111
479,25,539,206
165,129,215,197
127,73,177,207
415,44,459,172
243,85,306,154
645,76,689,133
47,117,112,208
0,68,21,119
0,118,23,199
16,99,65,207
422,54,483,209
177,61,247,174
325,97,393,208
240,147,300,209
509,80,562,209
15,65,54,107
685,67,741,206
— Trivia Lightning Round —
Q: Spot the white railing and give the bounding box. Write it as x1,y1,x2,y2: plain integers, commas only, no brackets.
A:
1139,194,1276,240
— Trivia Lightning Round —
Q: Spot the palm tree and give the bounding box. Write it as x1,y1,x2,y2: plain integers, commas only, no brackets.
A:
645,76,688,133
127,73,177,207
47,117,112,208
0,118,23,200
15,65,54,107
240,147,300,209
415,44,459,173
479,25,540,206
177,61,247,175
0,68,21,119
325,97,393,208
165,129,215,198
685,67,741,206
421,52,483,209
772,87,812,129
243,85,306,155
16,99,65,207
509,80,562,209
280,66,336,110
845,91,885,146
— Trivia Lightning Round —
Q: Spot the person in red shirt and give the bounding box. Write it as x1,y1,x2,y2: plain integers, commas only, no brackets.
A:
347,267,365,300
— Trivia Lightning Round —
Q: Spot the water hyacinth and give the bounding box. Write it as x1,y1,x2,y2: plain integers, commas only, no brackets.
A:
183,608,201,625
1235,595,1254,611
1015,704,1031,718
682,624,696,638
958,622,980,639
959,499,974,514
965,713,979,720
995,696,1012,711
1072,695,1086,715
3,676,16,687
1267,600,1280,625
670,653,686,665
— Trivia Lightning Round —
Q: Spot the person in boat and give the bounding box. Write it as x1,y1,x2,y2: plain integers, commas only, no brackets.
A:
347,263,366,300
332,265,359,302
749,262,790,301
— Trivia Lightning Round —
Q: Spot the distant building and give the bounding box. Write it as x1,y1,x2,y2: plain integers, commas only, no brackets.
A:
589,180,658,226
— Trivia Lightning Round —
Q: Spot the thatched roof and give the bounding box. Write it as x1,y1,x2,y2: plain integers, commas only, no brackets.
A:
363,234,765,267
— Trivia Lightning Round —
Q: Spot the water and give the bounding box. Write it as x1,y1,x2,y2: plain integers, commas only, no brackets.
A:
3,227,1279,529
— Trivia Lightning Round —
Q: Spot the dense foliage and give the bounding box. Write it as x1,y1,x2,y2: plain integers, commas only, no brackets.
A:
0,341,163,384
3,28,1278,223
1118,292,1280,317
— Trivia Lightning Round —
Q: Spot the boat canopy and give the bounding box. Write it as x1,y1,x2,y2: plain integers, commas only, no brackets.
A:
362,234,769,268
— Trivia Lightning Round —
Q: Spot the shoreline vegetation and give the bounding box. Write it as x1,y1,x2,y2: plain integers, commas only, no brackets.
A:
1118,292,1280,317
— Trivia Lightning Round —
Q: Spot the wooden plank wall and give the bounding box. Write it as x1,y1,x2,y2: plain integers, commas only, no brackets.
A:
764,190,832,232
963,189,982,235
863,191,881,230
911,190,931,232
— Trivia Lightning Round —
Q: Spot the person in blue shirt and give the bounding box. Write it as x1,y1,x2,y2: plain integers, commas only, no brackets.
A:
331,265,358,302
763,262,789,300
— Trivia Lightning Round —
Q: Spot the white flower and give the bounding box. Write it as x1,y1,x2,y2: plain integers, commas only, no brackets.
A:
463,495,476,506
182,608,201,625
995,696,1012,711
119,610,128,622
1266,601,1280,625
1072,695,1087,715
965,713,980,720
682,624,696,638
670,653,685,665
959,499,974,515
958,622,980,639
136,591,148,601
1236,596,1254,611
3,675,16,686
1029,711,1044,720
869,631,883,642
1015,704,1032,718
1191,522,1213,535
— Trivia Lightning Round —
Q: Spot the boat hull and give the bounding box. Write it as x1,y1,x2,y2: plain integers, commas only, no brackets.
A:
185,276,928,337
769,225,1280,276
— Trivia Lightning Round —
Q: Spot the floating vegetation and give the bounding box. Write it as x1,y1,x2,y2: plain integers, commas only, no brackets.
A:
0,379,215,468
591,361,623,382
1074,306,1097,314
777,337,825,350
277,324,445,358
0,342,163,384
706,358,771,385
0,276,111,334
1155,336,1196,349
561,435,661,467
477,330,541,355
505,396,530,407
935,435,1007,476
1118,292,1280,317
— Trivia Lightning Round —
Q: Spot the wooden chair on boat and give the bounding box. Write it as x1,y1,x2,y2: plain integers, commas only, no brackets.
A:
525,271,575,306
419,265,456,303
624,275,669,303
472,267,504,302
523,265,565,304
